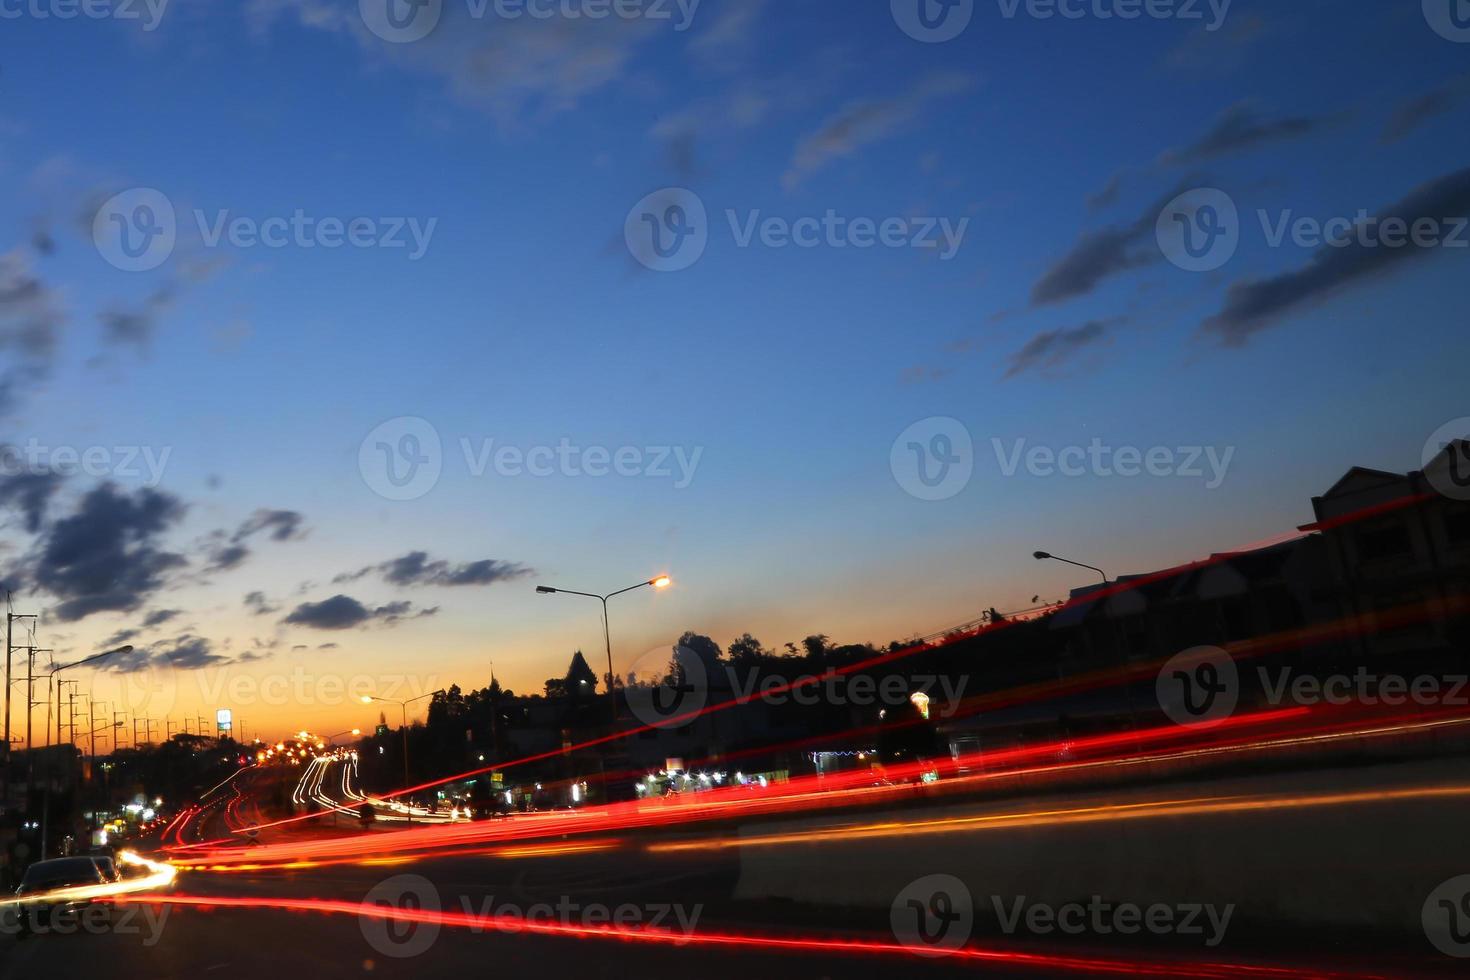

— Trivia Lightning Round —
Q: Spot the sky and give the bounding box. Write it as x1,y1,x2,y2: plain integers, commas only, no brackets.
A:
0,0,1467,744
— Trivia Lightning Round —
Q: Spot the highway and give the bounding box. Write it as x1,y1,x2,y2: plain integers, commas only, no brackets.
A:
5,751,1468,979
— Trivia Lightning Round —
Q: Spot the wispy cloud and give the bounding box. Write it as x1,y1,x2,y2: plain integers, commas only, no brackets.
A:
1201,165,1470,346
783,71,975,190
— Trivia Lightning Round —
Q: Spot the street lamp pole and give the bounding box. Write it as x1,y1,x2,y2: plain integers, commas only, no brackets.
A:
1033,551,1109,586
535,575,672,725
362,690,442,822
41,645,132,858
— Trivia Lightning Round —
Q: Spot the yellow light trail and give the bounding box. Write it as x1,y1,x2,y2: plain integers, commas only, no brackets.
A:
647,783,1470,852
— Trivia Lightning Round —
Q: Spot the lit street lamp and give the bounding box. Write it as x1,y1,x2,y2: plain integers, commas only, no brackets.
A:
1033,551,1109,586
535,575,672,723
361,690,443,821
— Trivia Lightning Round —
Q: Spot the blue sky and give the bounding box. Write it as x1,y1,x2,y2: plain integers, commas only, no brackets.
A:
1,0,1467,739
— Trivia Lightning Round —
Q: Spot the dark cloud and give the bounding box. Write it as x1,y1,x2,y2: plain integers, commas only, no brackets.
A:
1032,180,1205,306
1201,166,1470,346
21,483,187,622
0,248,65,416
282,594,438,631
1159,103,1340,167
234,509,307,543
110,634,231,673
1381,76,1470,145
99,284,174,351
205,543,250,573
335,551,532,588
143,608,181,628
244,591,280,616
104,627,140,648
1006,319,1119,379
203,509,308,575
0,465,65,533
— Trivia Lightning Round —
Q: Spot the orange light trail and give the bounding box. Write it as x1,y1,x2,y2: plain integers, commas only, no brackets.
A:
646,782,1470,852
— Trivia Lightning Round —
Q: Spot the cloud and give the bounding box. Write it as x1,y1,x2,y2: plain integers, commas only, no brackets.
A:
143,608,181,628
0,464,65,534
250,0,667,128
1201,166,1470,346
98,284,175,351
244,591,280,616
783,71,975,189
1158,103,1340,167
282,594,438,631
1381,75,1470,145
205,542,250,573
689,0,765,58
20,483,187,622
1087,172,1126,212
1032,180,1202,306
204,508,308,574
1005,318,1119,378
335,551,533,588
0,247,65,416
235,508,307,542
110,634,232,673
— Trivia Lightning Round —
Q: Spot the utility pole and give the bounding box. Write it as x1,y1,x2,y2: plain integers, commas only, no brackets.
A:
23,647,51,801
3,602,36,806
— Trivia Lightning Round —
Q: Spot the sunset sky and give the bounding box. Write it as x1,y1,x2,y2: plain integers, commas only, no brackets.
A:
1,0,1466,742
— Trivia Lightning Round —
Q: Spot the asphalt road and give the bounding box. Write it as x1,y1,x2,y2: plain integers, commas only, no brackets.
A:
5,759,1469,978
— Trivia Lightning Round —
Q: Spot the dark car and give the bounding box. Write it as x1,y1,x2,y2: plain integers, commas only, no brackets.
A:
91,856,121,883
14,857,107,937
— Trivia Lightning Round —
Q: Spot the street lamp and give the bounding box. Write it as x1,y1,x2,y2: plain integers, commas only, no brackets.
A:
1033,551,1108,585
535,575,672,724
42,644,132,857
361,690,443,820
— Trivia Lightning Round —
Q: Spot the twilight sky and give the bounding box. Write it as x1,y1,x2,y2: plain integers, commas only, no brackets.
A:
1,0,1466,742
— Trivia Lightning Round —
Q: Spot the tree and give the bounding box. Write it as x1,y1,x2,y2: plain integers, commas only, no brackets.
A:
802,634,831,664
727,633,768,668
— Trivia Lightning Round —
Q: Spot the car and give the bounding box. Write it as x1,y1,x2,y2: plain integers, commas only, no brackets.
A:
13,857,107,937
91,856,121,883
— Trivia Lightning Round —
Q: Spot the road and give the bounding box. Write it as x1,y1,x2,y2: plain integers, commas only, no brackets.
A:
5,757,1469,978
